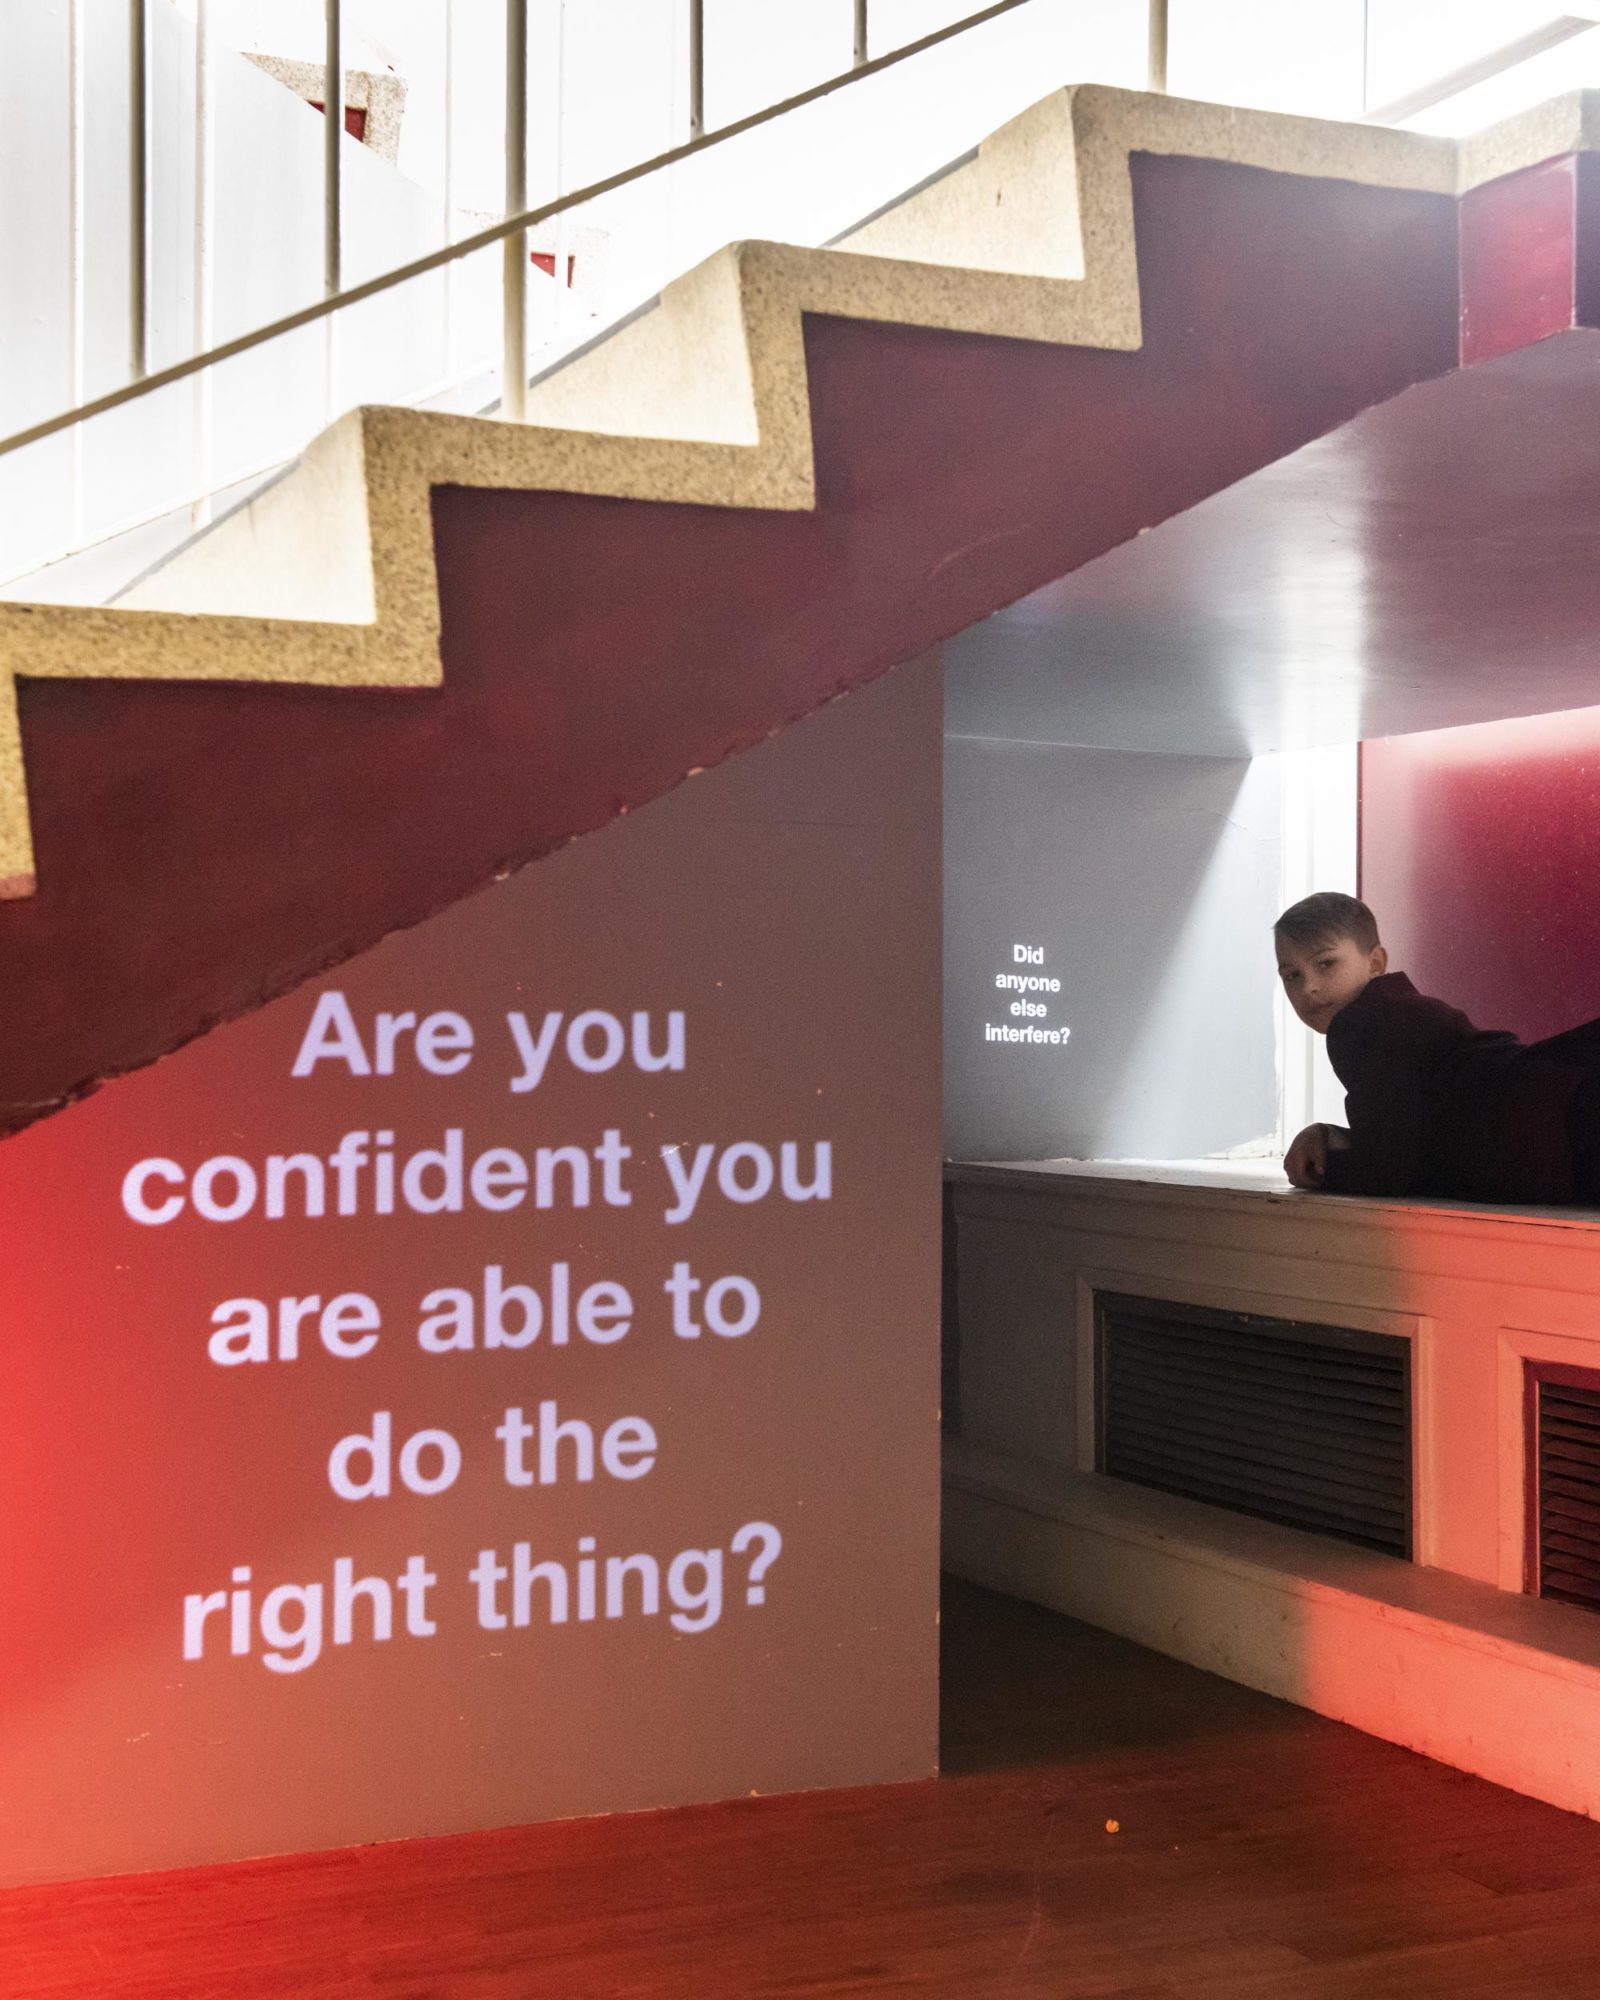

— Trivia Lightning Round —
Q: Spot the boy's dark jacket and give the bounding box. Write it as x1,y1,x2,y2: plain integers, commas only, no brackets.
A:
1321,973,1600,1204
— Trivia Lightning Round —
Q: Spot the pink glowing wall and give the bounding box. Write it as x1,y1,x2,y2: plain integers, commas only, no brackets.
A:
1360,704,1600,1043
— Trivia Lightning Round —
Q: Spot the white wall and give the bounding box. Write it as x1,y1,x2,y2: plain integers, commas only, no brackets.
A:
943,728,1361,1166
943,737,1283,1163
1168,0,1367,117
0,1,472,588
14,0,1546,598
1163,0,1594,122
0,0,1150,599
1268,741,1360,1142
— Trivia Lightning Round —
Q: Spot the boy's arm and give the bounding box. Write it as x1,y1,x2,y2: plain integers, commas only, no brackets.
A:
1285,1123,1349,1188
1319,1048,1429,1196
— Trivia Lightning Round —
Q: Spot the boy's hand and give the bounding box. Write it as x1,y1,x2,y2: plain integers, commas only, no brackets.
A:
1285,1123,1331,1189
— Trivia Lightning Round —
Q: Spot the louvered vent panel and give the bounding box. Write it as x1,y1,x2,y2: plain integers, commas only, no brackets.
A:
1536,1377,1600,1612
1097,1293,1412,1557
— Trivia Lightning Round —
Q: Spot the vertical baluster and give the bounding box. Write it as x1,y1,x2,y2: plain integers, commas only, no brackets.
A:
689,0,705,139
324,0,343,297
68,0,86,543
324,0,343,420
1148,0,1169,92
1361,0,1371,114
442,0,456,384
551,0,571,351
503,0,529,420
129,0,149,381
192,0,215,526
854,0,868,69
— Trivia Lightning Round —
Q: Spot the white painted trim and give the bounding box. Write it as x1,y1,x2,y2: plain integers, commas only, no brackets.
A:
1412,1310,1443,1569
953,1156,1600,1247
947,1161,1600,1811
946,1441,1600,1820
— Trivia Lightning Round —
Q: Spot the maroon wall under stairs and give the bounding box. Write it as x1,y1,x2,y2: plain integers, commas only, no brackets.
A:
0,155,1460,1137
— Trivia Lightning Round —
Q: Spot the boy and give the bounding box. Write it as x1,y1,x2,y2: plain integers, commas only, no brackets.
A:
1275,892,1600,1205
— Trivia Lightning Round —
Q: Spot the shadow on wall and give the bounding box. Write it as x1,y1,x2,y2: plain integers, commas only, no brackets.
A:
942,734,1280,1162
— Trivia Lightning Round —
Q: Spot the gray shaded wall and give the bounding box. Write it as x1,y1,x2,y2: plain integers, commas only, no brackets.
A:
943,735,1280,1162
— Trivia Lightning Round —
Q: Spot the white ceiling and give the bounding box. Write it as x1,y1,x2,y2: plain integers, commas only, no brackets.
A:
945,328,1600,757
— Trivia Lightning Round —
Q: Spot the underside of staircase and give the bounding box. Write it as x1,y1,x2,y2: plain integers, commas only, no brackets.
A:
3,82,1598,1138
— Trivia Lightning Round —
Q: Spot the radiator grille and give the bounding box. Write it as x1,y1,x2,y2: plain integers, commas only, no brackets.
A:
1096,1293,1412,1557
1535,1375,1600,1612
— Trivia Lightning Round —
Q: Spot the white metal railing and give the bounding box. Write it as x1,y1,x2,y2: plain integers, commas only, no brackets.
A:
5,0,1570,596
0,0,1042,472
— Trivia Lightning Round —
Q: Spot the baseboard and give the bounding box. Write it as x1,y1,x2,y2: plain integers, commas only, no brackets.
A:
944,1437,1600,1819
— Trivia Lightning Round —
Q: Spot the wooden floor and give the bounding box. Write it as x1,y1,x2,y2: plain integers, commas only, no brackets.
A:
9,1579,1600,1997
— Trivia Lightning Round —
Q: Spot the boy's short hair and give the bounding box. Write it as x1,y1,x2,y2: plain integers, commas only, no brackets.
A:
1274,892,1380,954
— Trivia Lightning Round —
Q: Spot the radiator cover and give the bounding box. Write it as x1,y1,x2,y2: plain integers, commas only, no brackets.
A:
1532,1369,1600,1612
1096,1292,1412,1557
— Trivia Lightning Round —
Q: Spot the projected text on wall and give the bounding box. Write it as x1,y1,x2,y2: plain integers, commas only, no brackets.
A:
0,654,944,1889
985,942,1071,1049
112,991,825,1675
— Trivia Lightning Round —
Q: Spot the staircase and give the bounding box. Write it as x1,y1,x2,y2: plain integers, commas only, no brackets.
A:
3,81,1598,1137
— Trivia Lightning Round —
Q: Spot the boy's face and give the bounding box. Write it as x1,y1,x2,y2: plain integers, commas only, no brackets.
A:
1275,931,1388,1034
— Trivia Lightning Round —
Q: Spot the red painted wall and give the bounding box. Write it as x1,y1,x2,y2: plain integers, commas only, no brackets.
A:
0,155,1461,1138
1360,704,1600,1043
1458,156,1577,365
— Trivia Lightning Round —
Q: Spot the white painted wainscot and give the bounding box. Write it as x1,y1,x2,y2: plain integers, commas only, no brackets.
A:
944,1157,1600,1818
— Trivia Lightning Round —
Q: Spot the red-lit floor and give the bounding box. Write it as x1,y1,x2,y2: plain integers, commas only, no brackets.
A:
9,1579,1600,1997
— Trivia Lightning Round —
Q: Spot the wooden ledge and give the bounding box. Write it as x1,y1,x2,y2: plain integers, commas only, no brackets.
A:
945,1154,1600,1240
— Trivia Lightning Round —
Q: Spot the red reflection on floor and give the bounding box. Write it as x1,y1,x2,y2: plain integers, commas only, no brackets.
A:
10,1581,1600,1998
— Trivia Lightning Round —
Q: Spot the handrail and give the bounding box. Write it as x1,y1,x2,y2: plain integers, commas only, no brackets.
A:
0,0,1032,467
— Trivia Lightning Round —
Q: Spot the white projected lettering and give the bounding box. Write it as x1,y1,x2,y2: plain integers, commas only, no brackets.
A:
141,987,818,1675
983,942,1072,1049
